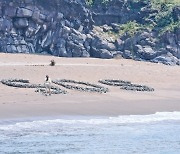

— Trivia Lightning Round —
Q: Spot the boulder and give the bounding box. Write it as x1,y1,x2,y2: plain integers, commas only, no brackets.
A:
172,6,180,21
90,47,101,58
56,47,69,57
16,7,33,17
61,26,71,39
81,49,90,57
14,18,29,28
32,10,42,23
57,12,64,20
66,41,85,57
134,45,158,60
102,24,112,32
92,37,116,51
17,45,30,53
123,50,133,59
152,53,180,65
5,6,17,17
166,45,180,58
0,18,13,31
100,49,113,59
70,29,86,45
41,31,53,48
115,38,124,51
6,45,17,53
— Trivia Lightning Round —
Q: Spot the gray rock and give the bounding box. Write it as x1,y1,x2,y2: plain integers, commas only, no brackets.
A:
41,31,53,48
123,50,133,59
57,38,66,48
123,38,134,51
24,0,34,4
0,18,13,32
102,24,112,32
110,23,120,32
57,12,64,20
5,6,17,17
81,49,90,57
25,26,35,37
32,10,42,23
134,45,158,60
166,45,180,58
58,47,68,57
172,6,180,21
17,7,33,17
17,45,30,53
92,38,116,51
6,45,17,53
100,49,113,59
39,13,47,21
14,18,29,28
70,29,86,45
152,53,180,65
61,26,71,39
66,41,85,57
90,47,101,58
115,38,124,51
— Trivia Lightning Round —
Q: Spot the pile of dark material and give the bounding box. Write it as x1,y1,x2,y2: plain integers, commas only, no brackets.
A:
0,78,155,93
53,79,109,93
1,79,67,94
1,79,41,88
99,79,154,92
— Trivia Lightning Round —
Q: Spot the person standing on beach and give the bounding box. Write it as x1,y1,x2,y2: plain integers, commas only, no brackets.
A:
44,75,52,95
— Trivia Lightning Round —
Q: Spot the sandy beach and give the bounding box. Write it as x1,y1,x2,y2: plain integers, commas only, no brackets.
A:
0,53,180,120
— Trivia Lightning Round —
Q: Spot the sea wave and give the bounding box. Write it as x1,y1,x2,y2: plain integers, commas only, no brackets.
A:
0,112,180,130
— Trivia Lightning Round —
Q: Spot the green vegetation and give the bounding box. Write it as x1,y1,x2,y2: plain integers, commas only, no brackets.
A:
85,0,94,6
160,21,180,34
151,0,180,9
118,21,144,37
150,0,180,35
105,21,145,38
132,0,180,35
85,0,111,6
89,0,180,36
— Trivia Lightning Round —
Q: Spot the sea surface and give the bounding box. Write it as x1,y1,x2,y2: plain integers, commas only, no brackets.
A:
0,112,180,154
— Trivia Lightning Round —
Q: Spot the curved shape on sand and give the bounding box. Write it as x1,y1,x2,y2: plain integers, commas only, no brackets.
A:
99,79,154,92
52,79,109,93
1,79,67,95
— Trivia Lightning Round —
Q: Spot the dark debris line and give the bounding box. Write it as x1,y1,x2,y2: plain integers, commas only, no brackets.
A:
0,78,154,94
52,79,109,93
0,79,67,95
99,79,154,92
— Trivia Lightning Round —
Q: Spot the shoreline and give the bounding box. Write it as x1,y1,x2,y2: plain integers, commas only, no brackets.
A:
0,53,180,120
1,111,180,126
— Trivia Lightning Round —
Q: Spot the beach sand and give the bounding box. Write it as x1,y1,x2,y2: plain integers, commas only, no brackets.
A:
0,53,180,120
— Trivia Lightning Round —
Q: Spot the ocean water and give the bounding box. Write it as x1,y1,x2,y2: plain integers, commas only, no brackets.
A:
0,112,180,154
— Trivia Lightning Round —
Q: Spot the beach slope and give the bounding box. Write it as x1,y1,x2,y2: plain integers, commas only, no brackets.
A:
0,53,180,119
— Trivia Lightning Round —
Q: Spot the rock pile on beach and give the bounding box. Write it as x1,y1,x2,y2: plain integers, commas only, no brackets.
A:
0,0,179,65
52,79,109,93
99,79,154,92
0,78,109,94
1,79,67,95
1,78,154,94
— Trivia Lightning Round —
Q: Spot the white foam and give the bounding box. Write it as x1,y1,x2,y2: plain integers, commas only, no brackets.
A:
0,112,180,131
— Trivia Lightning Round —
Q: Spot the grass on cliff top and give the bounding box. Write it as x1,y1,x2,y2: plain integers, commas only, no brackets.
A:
151,0,180,8
86,0,180,6
91,0,180,37
102,21,146,39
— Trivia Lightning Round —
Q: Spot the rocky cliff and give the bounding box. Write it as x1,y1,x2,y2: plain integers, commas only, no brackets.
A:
0,0,180,65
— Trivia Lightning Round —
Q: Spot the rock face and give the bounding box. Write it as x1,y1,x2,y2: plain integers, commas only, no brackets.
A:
0,0,179,65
